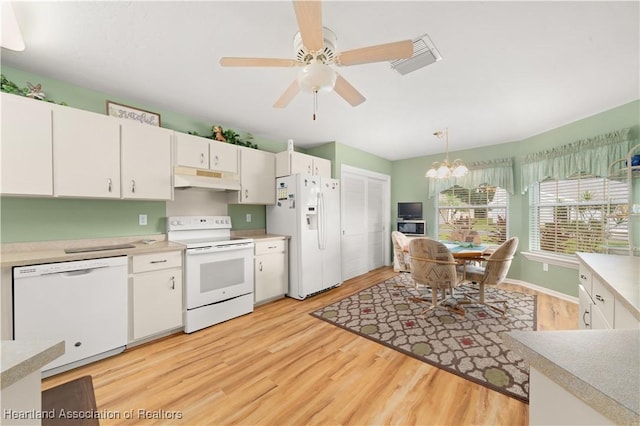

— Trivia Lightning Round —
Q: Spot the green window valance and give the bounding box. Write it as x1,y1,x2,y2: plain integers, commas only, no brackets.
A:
427,157,514,198
520,127,634,194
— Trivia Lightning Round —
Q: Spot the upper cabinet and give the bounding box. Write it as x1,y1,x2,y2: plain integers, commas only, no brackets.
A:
229,146,275,205
175,132,238,174
120,121,173,200
0,93,53,196
53,105,121,198
276,151,331,178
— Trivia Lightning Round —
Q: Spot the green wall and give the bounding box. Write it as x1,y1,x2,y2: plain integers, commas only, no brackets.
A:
0,198,166,242
0,65,287,241
391,100,640,297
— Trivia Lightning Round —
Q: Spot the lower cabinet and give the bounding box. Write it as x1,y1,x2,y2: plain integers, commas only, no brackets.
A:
130,251,183,341
254,238,288,305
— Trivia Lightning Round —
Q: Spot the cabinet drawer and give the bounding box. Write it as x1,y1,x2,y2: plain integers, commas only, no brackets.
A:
578,263,592,293
591,276,614,327
255,239,286,255
132,251,182,273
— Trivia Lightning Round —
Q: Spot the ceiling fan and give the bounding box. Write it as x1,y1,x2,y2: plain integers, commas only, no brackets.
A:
219,0,413,116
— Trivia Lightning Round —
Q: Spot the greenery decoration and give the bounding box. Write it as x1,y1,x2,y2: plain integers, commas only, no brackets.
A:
1,74,67,105
188,125,258,149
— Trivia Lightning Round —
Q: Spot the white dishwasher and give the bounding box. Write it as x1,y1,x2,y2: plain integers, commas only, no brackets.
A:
13,256,128,376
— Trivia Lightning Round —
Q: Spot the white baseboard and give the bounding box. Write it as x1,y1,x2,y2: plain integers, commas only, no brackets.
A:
503,278,578,304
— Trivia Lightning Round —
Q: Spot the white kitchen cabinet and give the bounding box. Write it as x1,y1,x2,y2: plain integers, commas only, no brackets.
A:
53,105,121,198
276,151,332,178
209,140,238,174
577,253,639,329
0,93,53,196
175,132,209,169
175,132,238,173
254,238,288,305
229,146,275,204
130,251,183,341
120,121,173,200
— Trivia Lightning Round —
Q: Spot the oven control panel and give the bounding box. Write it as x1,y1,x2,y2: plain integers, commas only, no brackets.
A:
167,216,232,231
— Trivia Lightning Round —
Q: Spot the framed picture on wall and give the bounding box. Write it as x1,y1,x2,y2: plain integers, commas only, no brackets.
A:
106,100,161,127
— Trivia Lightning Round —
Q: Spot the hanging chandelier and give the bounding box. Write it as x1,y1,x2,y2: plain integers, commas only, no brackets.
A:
425,128,468,179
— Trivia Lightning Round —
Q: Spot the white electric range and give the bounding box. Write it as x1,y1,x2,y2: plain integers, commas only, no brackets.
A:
167,216,254,333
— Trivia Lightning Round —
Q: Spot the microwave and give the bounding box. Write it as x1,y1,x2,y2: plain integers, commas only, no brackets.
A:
397,220,426,236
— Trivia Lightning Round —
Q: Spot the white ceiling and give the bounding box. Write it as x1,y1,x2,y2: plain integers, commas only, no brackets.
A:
3,1,639,161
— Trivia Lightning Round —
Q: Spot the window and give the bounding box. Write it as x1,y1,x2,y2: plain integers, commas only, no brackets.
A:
529,176,628,255
436,184,508,245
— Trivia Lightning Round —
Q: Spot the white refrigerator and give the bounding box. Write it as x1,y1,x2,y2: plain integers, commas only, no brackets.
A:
267,174,342,300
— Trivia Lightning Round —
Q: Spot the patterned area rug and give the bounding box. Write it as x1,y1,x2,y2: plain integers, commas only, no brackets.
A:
311,273,537,403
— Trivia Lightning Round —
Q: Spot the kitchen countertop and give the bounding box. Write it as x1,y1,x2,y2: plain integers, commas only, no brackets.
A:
576,252,640,320
1,236,185,268
1,340,65,389
0,232,289,268
504,329,640,425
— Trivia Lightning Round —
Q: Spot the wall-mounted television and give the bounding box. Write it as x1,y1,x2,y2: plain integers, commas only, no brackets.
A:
398,202,423,220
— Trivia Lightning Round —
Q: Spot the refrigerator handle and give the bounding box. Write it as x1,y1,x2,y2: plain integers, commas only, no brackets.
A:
321,191,328,249
317,192,323,249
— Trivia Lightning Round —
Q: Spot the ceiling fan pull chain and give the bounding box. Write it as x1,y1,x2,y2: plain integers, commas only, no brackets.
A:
313,90,318,121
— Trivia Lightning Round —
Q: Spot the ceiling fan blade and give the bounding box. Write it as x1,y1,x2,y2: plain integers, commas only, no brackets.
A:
292,0,323,52
220,57,300,67
337,40,413,66
273,80,300,108
333,73,366,107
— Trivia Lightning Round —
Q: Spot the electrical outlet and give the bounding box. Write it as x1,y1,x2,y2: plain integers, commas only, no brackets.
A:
543,262,548,272
139,214,147,226
246,213,252,222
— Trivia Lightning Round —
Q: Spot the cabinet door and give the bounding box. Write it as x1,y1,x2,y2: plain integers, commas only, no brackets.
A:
53,106,120,197
132,269,183,340
121,122,173,200
290,152,315,175
254,252,287,304
237,147,275,204
313,157,332,178
175,132,209,169
0,93,53,196
209,141,238,173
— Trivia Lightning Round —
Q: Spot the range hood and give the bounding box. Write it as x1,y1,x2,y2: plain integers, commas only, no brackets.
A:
174,166,240,191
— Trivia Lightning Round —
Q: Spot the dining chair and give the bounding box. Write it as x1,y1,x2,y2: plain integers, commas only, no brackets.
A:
408,238,465,316
391,231,412,272
458,237,519,315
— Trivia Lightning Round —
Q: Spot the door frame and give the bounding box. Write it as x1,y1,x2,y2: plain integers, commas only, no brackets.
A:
340,164,391,273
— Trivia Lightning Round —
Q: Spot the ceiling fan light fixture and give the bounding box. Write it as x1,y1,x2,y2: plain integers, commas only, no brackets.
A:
297,59,336,93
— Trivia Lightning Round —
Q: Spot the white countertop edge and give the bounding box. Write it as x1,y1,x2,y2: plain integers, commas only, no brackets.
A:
503,330,640,425
1,340,65,389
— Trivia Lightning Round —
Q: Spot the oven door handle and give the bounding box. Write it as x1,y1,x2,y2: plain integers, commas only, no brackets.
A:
186,243,254,255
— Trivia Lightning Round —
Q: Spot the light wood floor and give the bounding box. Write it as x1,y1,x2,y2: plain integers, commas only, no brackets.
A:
42,267,578,425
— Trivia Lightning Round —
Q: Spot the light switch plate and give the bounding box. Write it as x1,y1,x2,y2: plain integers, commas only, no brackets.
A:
139,214,148,226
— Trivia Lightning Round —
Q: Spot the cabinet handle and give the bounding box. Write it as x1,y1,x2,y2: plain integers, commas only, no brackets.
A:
200,153,205,164
245,189,249,199
595,294,605,302
170,276,175,290
107,178,112,192
580,274,587,280
582,309,590,327
314,166,318,174
268,245,277,249
214,155,219,166
150,259,168,264
308,165,312,173
131,179,136,193
259,261,263,272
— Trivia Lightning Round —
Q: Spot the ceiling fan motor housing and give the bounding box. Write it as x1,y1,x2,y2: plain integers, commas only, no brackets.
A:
294,27,338,64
